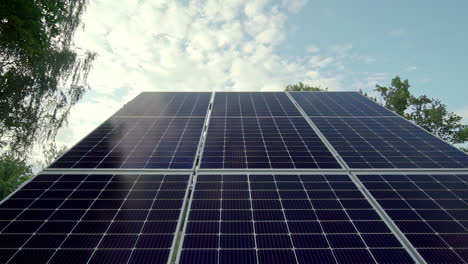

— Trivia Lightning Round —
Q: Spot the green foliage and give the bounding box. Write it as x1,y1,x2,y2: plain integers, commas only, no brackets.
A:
285,82,328,91
0,0,96,158
374,76,411,116
373,76,468,146
358,89,377,101
0,155,32,199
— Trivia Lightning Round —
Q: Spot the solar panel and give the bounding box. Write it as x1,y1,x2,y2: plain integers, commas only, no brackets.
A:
0,173,190,264
311,117,468,169
291,92,397,117
114,92,212,117
211,92,301,117
357,173,468,263
200,117,341,169
50,117,205,169
178,174,415,264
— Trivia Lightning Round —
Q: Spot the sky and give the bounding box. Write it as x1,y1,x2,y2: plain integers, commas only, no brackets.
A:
44,0,468,162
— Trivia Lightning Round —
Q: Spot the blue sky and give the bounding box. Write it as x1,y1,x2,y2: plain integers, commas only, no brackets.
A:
39,0,467,162
282,0,468,110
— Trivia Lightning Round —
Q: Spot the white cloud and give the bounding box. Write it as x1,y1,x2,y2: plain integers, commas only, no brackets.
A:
330,43,353,57
48,0,327,156
309,55,334,68
405,65,418,71
307,45,320,53
282,0,309,13
351,72,391,92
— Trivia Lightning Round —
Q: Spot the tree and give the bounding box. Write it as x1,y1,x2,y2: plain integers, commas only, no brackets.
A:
374,76,411,116
0,155,32,199
373,76,468,146
0,0,96,158
285,82,328,91
39,143,68,169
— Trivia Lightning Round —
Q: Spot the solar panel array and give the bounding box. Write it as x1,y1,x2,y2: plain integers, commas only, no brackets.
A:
2,91,468,264
114,92,211,116
358,174,468,263
291,92,397,117
200,117,341,169
50,118,205,169
179,174,414,264
0,173,190,264
312,117,468,169
211,92,300,116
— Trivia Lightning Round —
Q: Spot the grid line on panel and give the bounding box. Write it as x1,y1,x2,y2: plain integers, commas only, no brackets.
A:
271,177,300,264
200,117,341,169
178,173,416,264
0,173,190,264
3,174,94,263
286,92,426,264
247,175,260,264
311,117,468,169
296,174,339,263
290,92,397,117
114,92,212,117
211,92,302,117
357,173,468,264
49,117,205,170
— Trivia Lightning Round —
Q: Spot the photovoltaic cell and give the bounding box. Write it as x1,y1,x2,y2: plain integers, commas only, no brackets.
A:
291,92,396,117
211,92,301,117
311,117,468,169
50,117,205,169
0,173,190,264
357,174,468,264
114,92,212,117
179,174,414,264
200,118,341,169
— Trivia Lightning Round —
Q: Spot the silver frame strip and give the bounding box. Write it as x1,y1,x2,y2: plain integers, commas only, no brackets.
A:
174,172,197,264
286,91,427,264
167,172,195,264
194,92,215,171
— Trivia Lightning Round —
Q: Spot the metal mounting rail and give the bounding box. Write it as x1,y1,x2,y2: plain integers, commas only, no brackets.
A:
286,91,427,264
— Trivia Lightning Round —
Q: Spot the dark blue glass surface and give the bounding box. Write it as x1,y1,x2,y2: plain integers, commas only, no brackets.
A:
211,92,300,116
181,174,413,263
50,117,205,169
312,117,468,168
0,173,189,264
358,173,468,263
291,91,397,117
201,117,341,169
114,92,211,116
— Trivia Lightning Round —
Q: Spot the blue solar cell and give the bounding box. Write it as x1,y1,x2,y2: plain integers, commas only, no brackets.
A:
219,250,257,264
50,117,205,169
296,249,336,264
312,117,468,168
358,173,468,263
181,174,414,263
211,92,300,116
180,249,218,264
114,92,211,116
0,173,189,264
49,250,94,264
201,117,341,169
258,250,297,264
291,91,397,117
